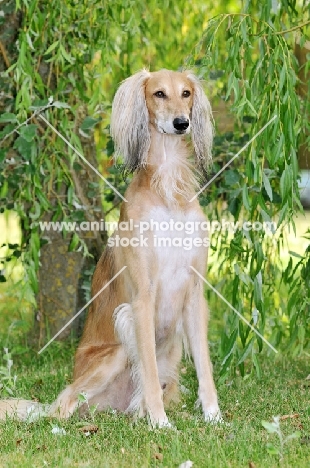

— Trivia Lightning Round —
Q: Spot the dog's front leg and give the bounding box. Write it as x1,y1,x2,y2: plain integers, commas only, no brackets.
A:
131,294,171,428
183,275,222,423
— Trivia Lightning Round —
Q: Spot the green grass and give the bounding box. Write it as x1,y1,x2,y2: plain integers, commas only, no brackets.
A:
0,346,309,468
0,212,309,467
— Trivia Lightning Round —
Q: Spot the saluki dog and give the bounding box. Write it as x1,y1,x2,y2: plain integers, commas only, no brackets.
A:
0,69,221,427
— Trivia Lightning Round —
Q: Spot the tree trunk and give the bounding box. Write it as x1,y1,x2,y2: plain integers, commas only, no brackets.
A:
33,110,107,348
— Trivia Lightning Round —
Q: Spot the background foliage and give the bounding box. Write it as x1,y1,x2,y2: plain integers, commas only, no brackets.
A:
0,0,309,378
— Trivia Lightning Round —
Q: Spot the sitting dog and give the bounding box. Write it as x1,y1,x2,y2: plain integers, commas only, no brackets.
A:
0,69,221,427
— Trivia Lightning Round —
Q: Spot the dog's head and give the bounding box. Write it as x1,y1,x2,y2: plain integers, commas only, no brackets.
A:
110,69,213,172
144,69,194,136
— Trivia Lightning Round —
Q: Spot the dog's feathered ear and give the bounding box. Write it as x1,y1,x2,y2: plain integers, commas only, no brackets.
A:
110,69,151,172
186,73,213,171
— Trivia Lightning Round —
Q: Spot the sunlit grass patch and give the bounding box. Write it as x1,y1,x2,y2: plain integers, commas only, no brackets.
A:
0,346,309,468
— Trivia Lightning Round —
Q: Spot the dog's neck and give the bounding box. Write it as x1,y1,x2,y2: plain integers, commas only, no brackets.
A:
147,126,187,166
139,125,199,206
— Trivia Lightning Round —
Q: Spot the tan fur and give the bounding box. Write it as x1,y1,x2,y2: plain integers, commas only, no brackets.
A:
0,69,221,427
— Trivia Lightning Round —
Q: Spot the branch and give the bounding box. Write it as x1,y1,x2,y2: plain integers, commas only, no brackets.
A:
272,20,310,36
0,40,10,69
0,103,53,147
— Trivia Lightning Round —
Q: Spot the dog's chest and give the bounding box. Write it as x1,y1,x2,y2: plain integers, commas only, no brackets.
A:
147,205,207,258
146,206,208,336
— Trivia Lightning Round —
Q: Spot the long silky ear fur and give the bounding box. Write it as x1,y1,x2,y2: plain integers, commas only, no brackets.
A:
186,73,213,172
110,70,151,172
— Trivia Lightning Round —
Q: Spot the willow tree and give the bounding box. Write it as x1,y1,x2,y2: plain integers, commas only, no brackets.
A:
0,0,235,345
0,0,309,375
184,0,310,378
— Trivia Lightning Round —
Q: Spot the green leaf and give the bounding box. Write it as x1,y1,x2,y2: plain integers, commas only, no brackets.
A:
59,43,75,64
252,353,262,379
80,116,101,131
262,172,273,201
29,99,50,110
20,124,37,142
67,185,74,205
236,338,253,366
28,264,38,294
224,169,240,186
262,421,278,433
278,203,288,227
53,101,71,109
29,201,42,220
245,99,258,117
69,233,80,251
279,66,286,92
44,40,59,55
284,431,301,443
280,167,291,201
254,272,263,306
13,136,32,159
288,250,303,259
78,392,88,403
266,443,280,455
0,113,18,123
234,263,251,285
221,328,238,367
26,32,35,51
242,185,251,211
35,190,50,210
255,248,264,277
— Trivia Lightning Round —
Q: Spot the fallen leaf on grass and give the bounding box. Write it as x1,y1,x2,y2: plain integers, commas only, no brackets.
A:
292,420,303,430
301,436,310,445
34,379,43,386
16,439,22,446
78,424,98,436
153,453,163,461
36,444,47,451
280,413,299,420
249,462,256,468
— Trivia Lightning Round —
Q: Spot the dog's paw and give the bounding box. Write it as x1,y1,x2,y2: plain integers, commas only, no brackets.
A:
204,408,223,424
157,419,173,429
49,395,77,419
148,412,173,429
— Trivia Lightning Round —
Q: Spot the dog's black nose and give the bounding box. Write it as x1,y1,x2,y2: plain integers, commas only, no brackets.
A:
173,117,189,131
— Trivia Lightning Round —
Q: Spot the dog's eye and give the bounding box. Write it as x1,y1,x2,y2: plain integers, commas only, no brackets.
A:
154,91,166,98
182,90,191,98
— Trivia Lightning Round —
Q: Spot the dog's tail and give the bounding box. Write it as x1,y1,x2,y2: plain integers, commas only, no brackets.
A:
0,399,50,421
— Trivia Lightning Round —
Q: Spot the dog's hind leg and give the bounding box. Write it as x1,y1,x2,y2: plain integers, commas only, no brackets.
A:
157,338,183,407
49,344,127,419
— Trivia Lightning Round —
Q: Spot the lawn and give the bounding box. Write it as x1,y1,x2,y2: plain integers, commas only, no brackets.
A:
0,213,309,467
0,345,309,468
